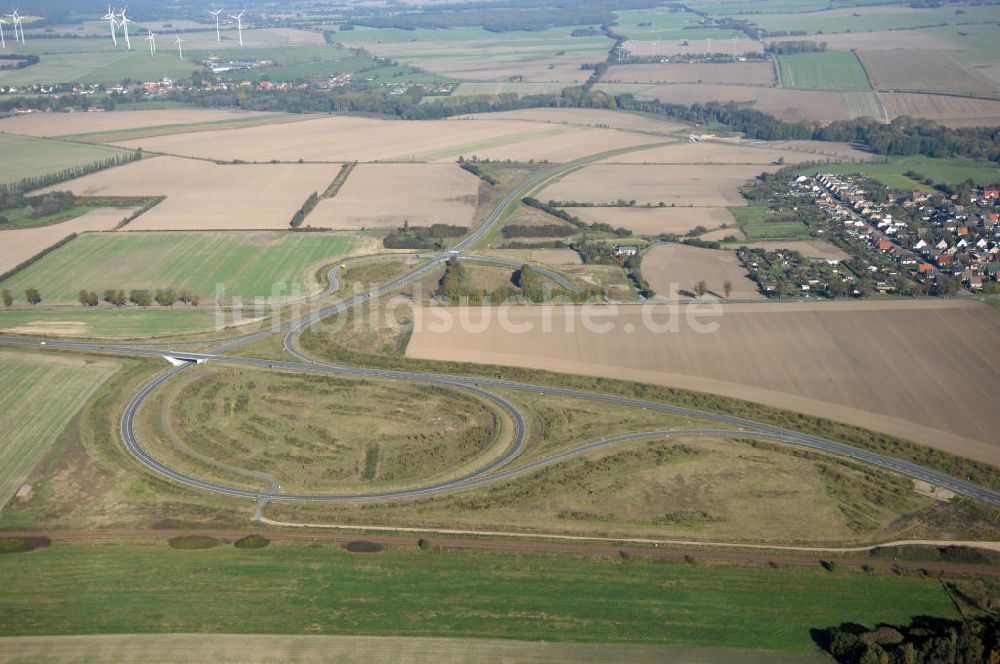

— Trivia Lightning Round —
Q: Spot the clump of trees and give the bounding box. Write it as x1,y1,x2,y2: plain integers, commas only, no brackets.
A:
817,617,999,664
77,290,99,307
383,222,468,249
25,288,41,305
437,256,467,300
289,191,319,228
1,288,12,307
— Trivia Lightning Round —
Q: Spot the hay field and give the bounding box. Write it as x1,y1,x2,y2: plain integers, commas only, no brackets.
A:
0,109,276,138
109,117,656,164
0,350,118,510
481,248,582,265
571,207,735,236
0,231,356,302
539,164,762,207
0,134,131,185
407,300,1000,464
452,108,686,134
858,50,1000,96
739,241,849,261
601,141,830,165
604,83,884,123
309,164,479,229
603,62,776,86
881,93,1000,127
641,244,761,299
0,207,135,274
37,157,339,231
778,52,872,92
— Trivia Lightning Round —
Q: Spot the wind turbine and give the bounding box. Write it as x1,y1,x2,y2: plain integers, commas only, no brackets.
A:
0,18,6,49
174,34,183,59
208,8,221,42
146,29,156,56
102,5,117,46
228,10,244,47
8,9,23,45
118,7,132,50
706,38,711,56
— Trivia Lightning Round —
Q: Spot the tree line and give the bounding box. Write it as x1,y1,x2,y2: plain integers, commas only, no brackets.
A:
817,616,998,664
0,151,142,199
1,287,201,308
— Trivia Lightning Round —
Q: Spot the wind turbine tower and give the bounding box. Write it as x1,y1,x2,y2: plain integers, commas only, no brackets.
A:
228,10,244,47
174,34,183,59
706,38,711,56
102,6,117,46
146,29,156,56
208,8,221,42
731,38,737,61
8,9,24,45
118,8,132,50
0,18,6,49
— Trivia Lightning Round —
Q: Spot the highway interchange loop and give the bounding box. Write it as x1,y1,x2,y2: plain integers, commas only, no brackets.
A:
2,147,999,511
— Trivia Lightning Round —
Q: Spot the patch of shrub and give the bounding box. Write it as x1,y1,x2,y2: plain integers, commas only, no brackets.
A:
344,541,384,553
234,534,271,550
0,537,50,554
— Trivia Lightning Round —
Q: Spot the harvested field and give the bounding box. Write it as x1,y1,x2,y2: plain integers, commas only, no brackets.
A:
36,157,339,231
570,207,735,236
109,116,657,164
858,50,1000,96
539,164,763,207
602,141,827,165
309,164,480,229
770,140,878,162
602,83,884,123
419,54,594,83
621,39,763,57
407,300,1000,464
769,30,956,52
0,109,277,138
0,350,118,511
700,227,746,241
481,249,582,265
881,93,1000,127
452,108,686,134
641,244,761,300
0,635,806,664
0,207,135,274
603,62,776,86
738,241,849,261
0,232,357,302
0,308,237,339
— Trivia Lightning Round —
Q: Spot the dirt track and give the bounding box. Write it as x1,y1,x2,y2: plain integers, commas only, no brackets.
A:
2,528,996,576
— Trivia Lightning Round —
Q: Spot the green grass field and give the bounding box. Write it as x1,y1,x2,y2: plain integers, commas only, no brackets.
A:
448,82,570,98
0,134,131,185
0,231,356,302
795,156,1000,190
0,205,98,230
778,52,871,91
0,308,226,338
0,351,118,509
615,8,746,40
0,539,959,651
0,50,200,86
729,206,812,240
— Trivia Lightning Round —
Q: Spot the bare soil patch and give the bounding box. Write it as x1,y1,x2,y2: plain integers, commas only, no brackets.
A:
539,164,762,207
407,300,1000,464
0,109,274,138
37,157,338,231
309,164,480,229
570,207,735,236
858,50,1000,96
769,30,955,52
641,243,762,299
604,62,776,86
880,93,1000,127
0,207,135,274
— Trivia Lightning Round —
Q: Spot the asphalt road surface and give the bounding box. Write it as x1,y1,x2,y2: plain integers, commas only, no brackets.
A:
2,144,998,511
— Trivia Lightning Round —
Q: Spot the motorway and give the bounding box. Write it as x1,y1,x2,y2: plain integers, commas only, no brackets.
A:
2,145,999,513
